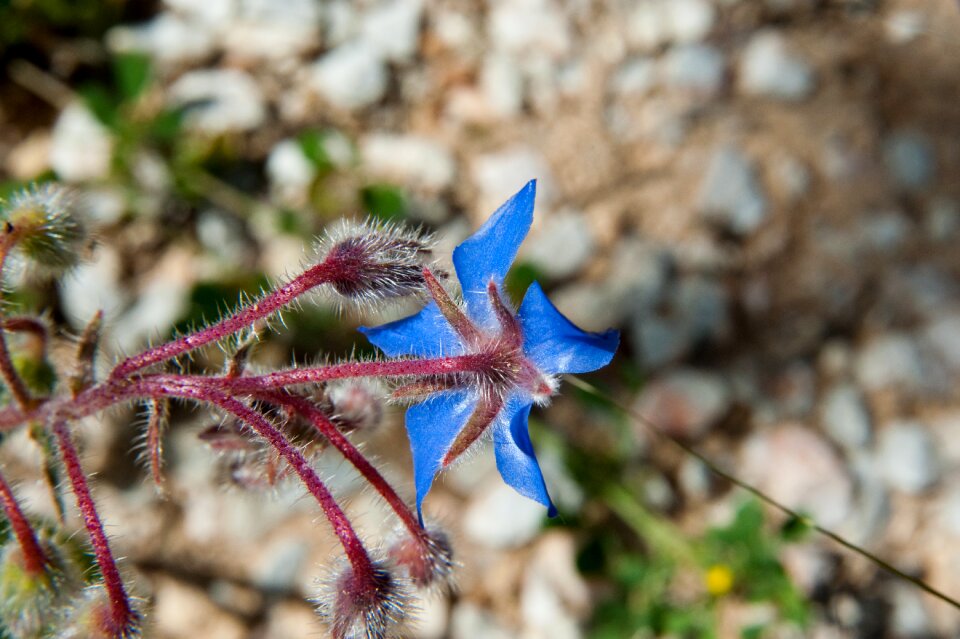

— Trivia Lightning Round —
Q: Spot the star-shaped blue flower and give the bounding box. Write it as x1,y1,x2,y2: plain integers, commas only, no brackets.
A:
360,180,619,520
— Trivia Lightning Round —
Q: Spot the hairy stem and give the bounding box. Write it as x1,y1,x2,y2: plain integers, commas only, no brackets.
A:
53,421,137,635
109,259,342,379
0,230,35,410
0,468,48,574
143,382,377,580
258,389,422,537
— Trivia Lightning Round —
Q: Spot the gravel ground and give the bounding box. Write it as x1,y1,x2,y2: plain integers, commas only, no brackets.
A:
3,0,960,637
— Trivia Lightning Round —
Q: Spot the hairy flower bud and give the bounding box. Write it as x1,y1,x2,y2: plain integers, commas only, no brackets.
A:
387,525,455,593
2,184,86,273
54,585,143,639
317,380,385,436
317,220,439,308
0,535,81,638
314,559,412,639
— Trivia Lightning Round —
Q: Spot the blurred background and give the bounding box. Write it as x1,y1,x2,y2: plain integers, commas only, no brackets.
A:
1,0,960,637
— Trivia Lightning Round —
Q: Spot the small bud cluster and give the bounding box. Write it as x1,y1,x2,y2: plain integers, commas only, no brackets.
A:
315,559,413,639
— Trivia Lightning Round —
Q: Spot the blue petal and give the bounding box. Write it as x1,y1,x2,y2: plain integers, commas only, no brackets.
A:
405,390,478,523
453,180,536,324
517,281,619,374
359,302,463,358
492,395,556,516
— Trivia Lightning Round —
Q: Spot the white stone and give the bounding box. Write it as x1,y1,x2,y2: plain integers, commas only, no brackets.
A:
361,0,423,63
163,0,235,26
660,44,725,94
635,369,731,439
168,69,266,133
432,9,478,49
923,312,960,374
49,102,113,182
609,57,656,96
876,421,939,494
361,133,456,192
480,53,525,117
627,0,714,50
222,0,321,61
820,384,871,449
58,245,124,330
739,30,815,100
855,333,926,393
266,138,316,203
741,424,852,527
471,147,556,219
885,10,926,45
107,12,216,67
322,0,360,46
698,145,768,235
451,603,513,639
488,0,570,58
522,209,595,278
464,481,545,549
309,41,388,110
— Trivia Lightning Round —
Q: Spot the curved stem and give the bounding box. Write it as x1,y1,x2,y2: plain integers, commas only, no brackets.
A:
53,421,137,635
142,381,376,579
0,468,48,575
257,389,422,538
109,259,340,379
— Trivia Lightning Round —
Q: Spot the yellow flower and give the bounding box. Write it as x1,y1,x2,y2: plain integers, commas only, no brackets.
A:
704,564,734,596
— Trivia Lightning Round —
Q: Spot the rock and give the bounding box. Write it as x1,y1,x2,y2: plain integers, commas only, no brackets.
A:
451,603,513,639
321,0,359,46
196,209,250,265
168,69,266,133
521,533,589,639
660,44,726,95
464,481,545,549
5,130,51,179
924,312,960,374
631,316,690,370
251,539,310,592
771,361,816,418
635,369,731,439
883,130,936,192
222,0,322,61
432,8,479,49
153,577,247,639
888,584,932,637
361,133,456,192
885,10,927,45
58,245,125,331
820,384,872,449
361,0,423,63
678,457,712,501
739,30,815,100
854,333,927,394
407,592,450,639
488,0,571,58
771,154,811,201
627,0,714,50
925,197,960,242
857,209,912,252
698,145,768,235
266,138,317,204
49,102,113,182
480,52,525,118
471,147,556,219
309,41,388,110
609,57,656,96
740,424,852,528
106,12,216,67
876,421,939,494
522,209,595,279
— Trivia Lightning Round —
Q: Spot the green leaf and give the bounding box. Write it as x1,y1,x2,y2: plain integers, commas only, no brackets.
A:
113,52,152,101
361,184,407,222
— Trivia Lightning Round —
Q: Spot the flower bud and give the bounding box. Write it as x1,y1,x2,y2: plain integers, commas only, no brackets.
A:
315,559,412,639
0,535,81,638
318,220,439,308
387,525,456,593
54,585,143,639
317,380,385,436
2,184,86,273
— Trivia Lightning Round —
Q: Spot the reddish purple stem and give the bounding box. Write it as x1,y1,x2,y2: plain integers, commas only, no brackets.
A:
0,469,48,575
53,421,137,635
142,381,377,580
110,259,341,379
257,389,422,537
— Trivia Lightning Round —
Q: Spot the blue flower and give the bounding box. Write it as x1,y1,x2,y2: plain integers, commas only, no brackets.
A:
360,180,619,520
